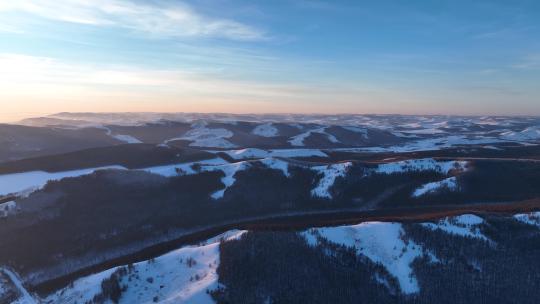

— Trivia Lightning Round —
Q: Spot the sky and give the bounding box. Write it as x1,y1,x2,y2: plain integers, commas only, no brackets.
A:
0,0,539,121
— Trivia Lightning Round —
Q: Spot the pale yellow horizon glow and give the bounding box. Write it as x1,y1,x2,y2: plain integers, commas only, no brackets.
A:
1,53,538,123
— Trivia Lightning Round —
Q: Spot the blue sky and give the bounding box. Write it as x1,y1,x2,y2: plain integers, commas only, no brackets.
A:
0,0,539,121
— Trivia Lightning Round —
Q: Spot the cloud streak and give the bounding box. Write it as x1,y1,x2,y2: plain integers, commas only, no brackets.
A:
0,0,266,41
0,53,413,118
0,53,342,104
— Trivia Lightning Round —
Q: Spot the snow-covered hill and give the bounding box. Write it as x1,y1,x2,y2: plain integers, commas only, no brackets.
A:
10,213,512,303
44,230,246,304
15,113,539,151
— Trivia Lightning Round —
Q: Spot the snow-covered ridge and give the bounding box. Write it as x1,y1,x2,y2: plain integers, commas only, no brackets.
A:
501,126,540,142
167,125,236,148
95,126,142,144
0,201,17,218
200,161,251,199
412,176,459,197
0,166,127,198
302,214,490,295
142,157,229,177
44,230,246,304
252,123,279,137
257,158,290,177
4,213,508,302
146,158,252,200
0,157,294,202
339,135,507,153
222,148,328,160
342,126,368,138
514,212,540,227
111,134,143,144
289,127,339,146
0,158,234,200
421,214,488,241
0,268,38,304
302,222,434,294
374,158,467,175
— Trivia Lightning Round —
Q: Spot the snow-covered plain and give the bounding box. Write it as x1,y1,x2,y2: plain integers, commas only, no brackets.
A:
412,176,459,197
421,214,488,241
45,230,246,304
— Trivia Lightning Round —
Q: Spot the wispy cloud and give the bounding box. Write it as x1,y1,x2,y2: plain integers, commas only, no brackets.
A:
512,54,540,70
0,22,24,33
0,53,330,103
0,53,402,115
0,0,266,41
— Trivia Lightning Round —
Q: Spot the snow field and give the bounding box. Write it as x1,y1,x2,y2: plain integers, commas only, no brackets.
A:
45,231,246,304
252,123,278,137
310,162,352,199
412,176,458,197
303,222,431,294
421,214,489,241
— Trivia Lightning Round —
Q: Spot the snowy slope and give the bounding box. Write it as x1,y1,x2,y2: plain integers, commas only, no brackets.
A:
421,214,488,240
342,126,368,138
45,230,246,304
501,126,540,142
257,158,290,177
97,126,143,144
141,158,229,177
303,222,433,294
1,268,38,304
111,134,143,144
252,123,278,137
412,177,459,197
514,212,540,228
0,166,127,197
340,135,505,153
167,126,236,148
289,127,339,146
199,161,251,199
0,201,17,218
223,148,327,160
374,159,467,175
310,162,352,199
